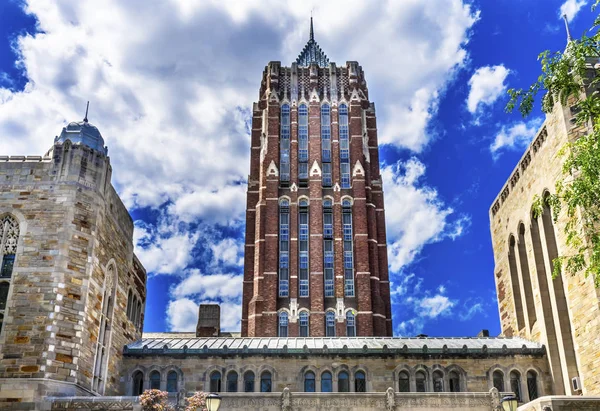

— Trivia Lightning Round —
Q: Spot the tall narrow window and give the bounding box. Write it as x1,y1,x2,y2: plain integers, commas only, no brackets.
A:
0,215,19,279
518,224,536,329
260,371,272,392
298,199,309,297
0,313,3,334
338,371,349,392
167,371,178,392
346,311,356,336
149,371,161,390
299,311,309,337
339,104,350,188
132,371,144,396
92,266,116,394
508,235,525,330
510,371,522,402
449,371,460,392
355,371,366,392
210,371,222,392
398,371,410,392
278,311,288,337
321,104,332,186
126,290,132,319
244,371,255,392
493,370,504,392
416,371,427,392
298,104,309,182
321,371,333,392
433,370,444,392
342,199,355,297
227,371,238,392
323,199,334,298
326,311,336,337
527,371,538,401
304,371,316,392
279,199,290,297
0,283,8,311
280,104,291,183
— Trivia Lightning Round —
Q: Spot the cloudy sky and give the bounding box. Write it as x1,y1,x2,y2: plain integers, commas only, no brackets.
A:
0,0,594,336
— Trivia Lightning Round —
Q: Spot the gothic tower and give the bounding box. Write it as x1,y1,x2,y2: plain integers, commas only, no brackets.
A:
242,20,392,337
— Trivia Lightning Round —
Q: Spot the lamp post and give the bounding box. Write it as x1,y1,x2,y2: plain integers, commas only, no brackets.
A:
205,393,222,411
501,394,518,411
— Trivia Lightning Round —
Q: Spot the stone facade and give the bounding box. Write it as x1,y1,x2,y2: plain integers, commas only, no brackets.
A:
242,30,391,338
489,86,600,396
0,120,146,409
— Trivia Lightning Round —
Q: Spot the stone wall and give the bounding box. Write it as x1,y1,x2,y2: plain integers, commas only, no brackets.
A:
517,395,600,411
489,96,600,395
0,141,146,408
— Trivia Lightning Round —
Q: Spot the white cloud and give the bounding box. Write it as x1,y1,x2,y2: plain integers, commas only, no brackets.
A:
166,296,242,332
382,158,469,272
211,238,244,268
171,270,243,300
466,65,510,116
420,294,455,318
490,118,543,158
560,0,588,22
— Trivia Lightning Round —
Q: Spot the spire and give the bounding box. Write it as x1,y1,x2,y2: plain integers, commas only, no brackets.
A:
563,14,573,43
296,17,330,68
83,101,89,123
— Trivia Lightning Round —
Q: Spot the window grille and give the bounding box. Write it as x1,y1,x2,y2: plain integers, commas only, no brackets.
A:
299,311,309,337
346,311,356,337
399,372,410,392
527,371,538,401
355,371,366,392
278,312,288,337
280,104,290,182
326,311,336,336
279,201,290,297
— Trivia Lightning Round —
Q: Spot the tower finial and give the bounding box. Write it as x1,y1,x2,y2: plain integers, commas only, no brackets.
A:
83,101,89,123
563,14,573,43
310,15,314,41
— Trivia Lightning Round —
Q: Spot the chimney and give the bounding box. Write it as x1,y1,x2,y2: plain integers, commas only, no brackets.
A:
477,329,490,337
196,304,221,337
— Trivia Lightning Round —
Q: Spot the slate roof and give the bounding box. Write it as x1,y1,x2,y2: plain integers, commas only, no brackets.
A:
296,18,329,68
124,336,545,357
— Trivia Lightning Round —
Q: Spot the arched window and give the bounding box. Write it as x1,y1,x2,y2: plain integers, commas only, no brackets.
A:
298,104,309,182
433,370,444,392
510,371,522,402
260,371,272,392
149,370,161,390
92,265,116,394
493,370,504,392
280,104,291,183
338,371,350,392
298,198,309,297
508,235,525,330
346,311,356,337
416,371,427,392
321,371,332,392
244,371,255,392
323,199,334,297
210,371,222,392
321,104,332,186
398,371,410,392
449,371,460,392
339,104,350,188
278,312,288,337
325,311,336,337
342,200,355,297
355,371,366,392
137,301,142,327
0,282,9,311
527,371,538,401
518,223,536,329
227,371,238,392
299,311,309,337
132,371,144,396
166,371,178,392
0,215,19,279
279,199,290,297
304,371,316,392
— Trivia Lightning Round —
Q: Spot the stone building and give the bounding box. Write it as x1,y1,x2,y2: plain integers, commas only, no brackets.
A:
488,57,600,397
0,115,147,407
242,18,392,338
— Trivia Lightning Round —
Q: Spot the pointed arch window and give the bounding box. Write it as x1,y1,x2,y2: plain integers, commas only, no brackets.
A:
325,311,336,337
280,104,291,183
132,371,144,396
278,311,289,337
527,371,538,401
210,371,222,392
510,371,522,402
323,198,334,298
321,104,332,186
227,371,238,392
339,104,350,188
304,371,316,392
342,199,355,297
449,371,460,392
298,104,309,182
244,371,255,392
355,371,366,392
298,199,309,297
260,371,272,392
167,371,178,392
149,371,161,390
92,265,116,394
346,311,356,336
398,371,410,392
299,311,309,337
321,371,333,392
338,371,350,392
415,371,427,392
279,199,290,297
433,370,444,392
0,215,18,279
493,370,504,392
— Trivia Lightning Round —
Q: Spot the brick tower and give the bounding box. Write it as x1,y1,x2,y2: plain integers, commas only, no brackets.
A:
242,20,392,337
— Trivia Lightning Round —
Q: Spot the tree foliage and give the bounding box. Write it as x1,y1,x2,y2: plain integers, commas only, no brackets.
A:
507,2,600,286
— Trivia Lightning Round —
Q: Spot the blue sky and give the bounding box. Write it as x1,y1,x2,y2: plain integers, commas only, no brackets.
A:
0,0,595,337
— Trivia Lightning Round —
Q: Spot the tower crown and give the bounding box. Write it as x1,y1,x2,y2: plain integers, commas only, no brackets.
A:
54,105,108,155
296,17,329,67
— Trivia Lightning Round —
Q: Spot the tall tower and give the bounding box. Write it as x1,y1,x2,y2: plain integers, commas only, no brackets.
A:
242,20,392,337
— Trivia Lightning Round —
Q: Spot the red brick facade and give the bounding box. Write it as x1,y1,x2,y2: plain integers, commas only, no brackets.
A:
242,59,392,337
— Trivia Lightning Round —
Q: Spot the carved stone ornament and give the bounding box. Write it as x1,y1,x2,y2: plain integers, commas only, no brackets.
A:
267,160,279,177
385,387,395,411
282,387,292,411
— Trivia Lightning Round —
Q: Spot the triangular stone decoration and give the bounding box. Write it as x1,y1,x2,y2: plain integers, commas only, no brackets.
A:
269,90,279,103
309,88,320,103
352,160,365,177
267,160,279,177
333,182,341,192
309,160,321,177
350,88,361,101
290,182,298,192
